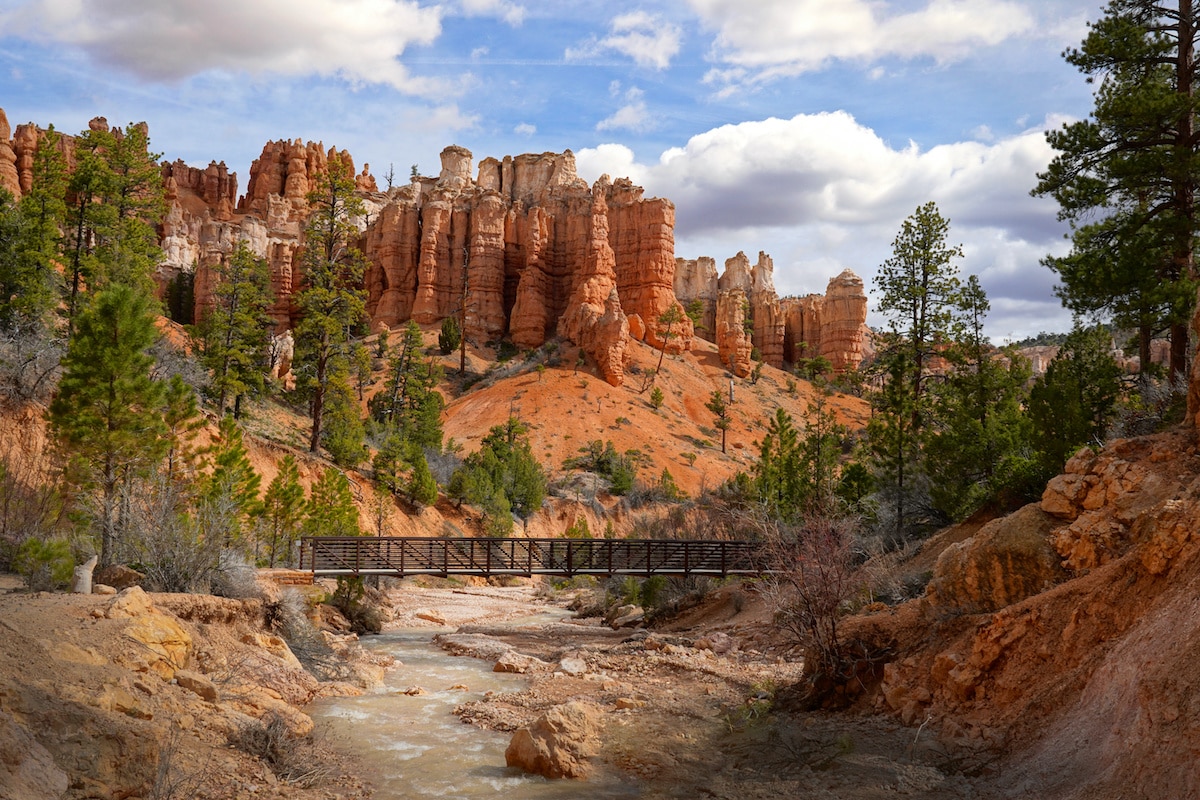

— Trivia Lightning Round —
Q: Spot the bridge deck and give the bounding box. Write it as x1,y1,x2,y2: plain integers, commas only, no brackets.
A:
299,536,770,578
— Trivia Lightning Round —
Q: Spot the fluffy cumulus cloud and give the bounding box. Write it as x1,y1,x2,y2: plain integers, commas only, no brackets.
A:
566,11,682,70
0,0,445,94
691,0,1037,87
578,111,1073,339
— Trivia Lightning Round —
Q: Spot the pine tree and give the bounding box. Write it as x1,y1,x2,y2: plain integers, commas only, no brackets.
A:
262,455,305,567
0,129,65,327
193,240,274,415
705,389,731,453
869,202,965,539
448,417,546,536
48,284,166,566
201,415,263,549
924,277,1038,519
303,468,361,538
160,374,207,487
1033,0,1200,389
406,450,438,507
293,157,367,453
1028,325,1123,472
321,363,367,468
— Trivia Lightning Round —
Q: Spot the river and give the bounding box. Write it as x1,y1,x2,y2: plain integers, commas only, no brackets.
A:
310,626,643,799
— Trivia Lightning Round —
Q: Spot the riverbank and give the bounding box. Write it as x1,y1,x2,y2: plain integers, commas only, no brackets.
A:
374,578,992,799
0,573,991,799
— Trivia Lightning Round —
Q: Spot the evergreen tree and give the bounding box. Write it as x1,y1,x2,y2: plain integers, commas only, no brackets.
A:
1028,325,1124,472
262,455,305,567
321,364,367,468
48,284,166,566
924,277,1038,518
406,450,439,507
439,315,460,355
369,320,443,449
96,124,165,296
868,202,965,539
201,415,263,549
303,468,361,538
1033,0,1200,388
193,240,274,415
160,374,207,487
448,417,546,536
705,389,731,453
63,123,166,331
293,157,367,453
0,129,65,328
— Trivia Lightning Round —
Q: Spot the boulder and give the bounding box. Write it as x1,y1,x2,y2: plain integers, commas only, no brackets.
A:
927,503,1067,613
175,669,219,702
505,701,601,779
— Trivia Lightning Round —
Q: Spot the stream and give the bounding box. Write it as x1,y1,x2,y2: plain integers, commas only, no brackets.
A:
310,626,643,799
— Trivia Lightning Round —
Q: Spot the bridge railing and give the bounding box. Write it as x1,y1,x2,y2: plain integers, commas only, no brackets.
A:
299,536,772,578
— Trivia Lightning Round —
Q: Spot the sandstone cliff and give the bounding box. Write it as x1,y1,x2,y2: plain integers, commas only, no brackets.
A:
677,251,867,374
782,269,869,373
0,106,872,382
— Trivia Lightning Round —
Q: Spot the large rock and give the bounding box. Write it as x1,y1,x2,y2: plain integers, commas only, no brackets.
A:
927,503,1067,613
505,701,601,779
557,183,631,385
782,269,868,373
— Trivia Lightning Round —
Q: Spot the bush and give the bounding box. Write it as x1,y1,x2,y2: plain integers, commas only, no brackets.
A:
13,537,74,591
230,713,330,787
439,316,461,355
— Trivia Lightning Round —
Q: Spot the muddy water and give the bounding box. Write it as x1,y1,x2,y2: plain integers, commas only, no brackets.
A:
311,628,642,799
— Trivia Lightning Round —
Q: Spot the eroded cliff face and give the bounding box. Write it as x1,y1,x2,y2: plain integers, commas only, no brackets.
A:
676,252,867,375
0,107,869,382
782,269,869,374
186,144,687,386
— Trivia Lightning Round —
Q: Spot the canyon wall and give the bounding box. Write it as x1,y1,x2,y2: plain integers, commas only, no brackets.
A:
0,107,868,383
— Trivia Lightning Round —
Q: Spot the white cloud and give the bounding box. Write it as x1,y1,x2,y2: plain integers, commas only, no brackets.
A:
566,11,681,70
0,0,446,94
596,86,653,133
514,122,536,136
690,0,1038,87
460,0,526,27
579,111,1073,340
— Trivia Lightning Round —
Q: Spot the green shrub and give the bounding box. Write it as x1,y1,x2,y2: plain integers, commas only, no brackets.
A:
14,537,74,591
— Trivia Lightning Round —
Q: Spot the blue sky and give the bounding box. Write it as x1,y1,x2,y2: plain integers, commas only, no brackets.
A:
0,0,1102,342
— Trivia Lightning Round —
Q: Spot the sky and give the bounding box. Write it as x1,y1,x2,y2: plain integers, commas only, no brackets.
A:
0,0,1104,342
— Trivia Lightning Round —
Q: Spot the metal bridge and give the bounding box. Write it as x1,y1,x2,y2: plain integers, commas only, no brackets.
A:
299,536,771,579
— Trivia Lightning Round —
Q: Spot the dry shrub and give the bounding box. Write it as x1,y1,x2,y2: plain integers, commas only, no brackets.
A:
756,513,877,700
229,712,331,788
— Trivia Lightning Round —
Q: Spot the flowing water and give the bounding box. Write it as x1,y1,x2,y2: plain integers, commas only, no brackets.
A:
310,627,643,799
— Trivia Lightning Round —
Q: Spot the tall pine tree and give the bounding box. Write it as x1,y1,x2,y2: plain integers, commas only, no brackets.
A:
293,157,367,454
48,284,166,566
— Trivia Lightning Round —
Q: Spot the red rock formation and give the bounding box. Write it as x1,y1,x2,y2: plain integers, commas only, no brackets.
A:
0,109,19,198
674,256,718,342
748,252,784,368
716,288,753,378
607,178,692,352
782,269,868,373
557,186,630,385
12,123,41,195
